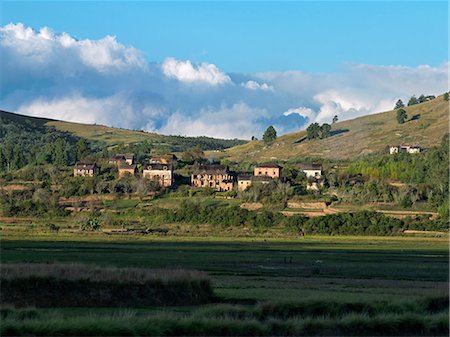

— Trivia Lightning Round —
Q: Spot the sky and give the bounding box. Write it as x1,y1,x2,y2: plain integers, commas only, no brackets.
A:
0,1,448,139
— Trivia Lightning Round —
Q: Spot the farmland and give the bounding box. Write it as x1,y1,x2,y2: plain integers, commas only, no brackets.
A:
1,234,448,335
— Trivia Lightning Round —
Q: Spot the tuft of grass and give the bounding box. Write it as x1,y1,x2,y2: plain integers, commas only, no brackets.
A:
1,263,215,307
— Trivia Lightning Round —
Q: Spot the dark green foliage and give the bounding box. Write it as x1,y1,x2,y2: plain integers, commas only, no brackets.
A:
332,115,338,124
407,94,435,106
0,111,96,172
306,123,332,140
302,211,404,236
396,108,407,124
346,135,449,213
1,296,448,336
407,95,418,106
263,125,277,144
444,92,449,101
394,99,405,109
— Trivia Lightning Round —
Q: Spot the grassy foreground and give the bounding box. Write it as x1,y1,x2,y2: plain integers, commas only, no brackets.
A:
1,264,213,307
1,235,448,336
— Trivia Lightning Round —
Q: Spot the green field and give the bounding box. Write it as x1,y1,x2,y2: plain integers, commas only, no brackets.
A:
1,234,448,336
2,236,448,302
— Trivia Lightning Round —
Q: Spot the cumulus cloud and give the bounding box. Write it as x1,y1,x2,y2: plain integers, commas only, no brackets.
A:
162,57,231,85
1,23,448,139
241,80,274,91
17,93,166,130
158,103,268,139
0,23,146,80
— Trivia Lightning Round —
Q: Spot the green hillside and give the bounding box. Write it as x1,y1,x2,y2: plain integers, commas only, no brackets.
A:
218,94,449,162
0,110,246,151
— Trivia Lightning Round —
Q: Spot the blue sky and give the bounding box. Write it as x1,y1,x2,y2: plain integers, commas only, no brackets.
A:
0,1,448,139
2,1,447,72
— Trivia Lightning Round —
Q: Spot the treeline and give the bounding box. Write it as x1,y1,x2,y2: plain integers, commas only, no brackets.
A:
394,94,436,109
145,202,448,235
0,112,97,172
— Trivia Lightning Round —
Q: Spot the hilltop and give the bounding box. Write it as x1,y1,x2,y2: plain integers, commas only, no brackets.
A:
218,95,449,162
0,110,246,151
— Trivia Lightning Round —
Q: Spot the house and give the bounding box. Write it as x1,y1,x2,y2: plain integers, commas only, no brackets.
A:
254,163,282,179
390,144,421,154
73,163,97,177
118,164,137,177
300,164,322,178
143,163,174,187
191,165,234,191
237,175,252,191
109,153,134,165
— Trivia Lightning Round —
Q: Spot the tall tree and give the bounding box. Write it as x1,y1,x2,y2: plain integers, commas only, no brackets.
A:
332,115,338,124
76,138,90,161
306,123,321,140
263,126,277,144
396,108,408,124
394,99,405,109
407,95,418,106
320,123,332,139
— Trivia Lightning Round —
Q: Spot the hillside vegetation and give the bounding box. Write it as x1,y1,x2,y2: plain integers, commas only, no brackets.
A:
219,95,449,162
0,110,246,152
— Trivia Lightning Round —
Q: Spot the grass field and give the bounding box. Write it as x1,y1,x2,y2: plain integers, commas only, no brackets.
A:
1,234,448,336
215,94,449,162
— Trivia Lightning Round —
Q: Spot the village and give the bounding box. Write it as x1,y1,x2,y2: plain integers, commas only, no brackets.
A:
72,142,423,196
73,152,324,192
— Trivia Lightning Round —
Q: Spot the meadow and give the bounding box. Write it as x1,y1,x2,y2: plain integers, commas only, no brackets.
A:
1,233,448,336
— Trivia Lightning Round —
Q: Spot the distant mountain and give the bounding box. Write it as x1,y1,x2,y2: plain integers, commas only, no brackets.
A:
0,110,247,152
219,94,449,162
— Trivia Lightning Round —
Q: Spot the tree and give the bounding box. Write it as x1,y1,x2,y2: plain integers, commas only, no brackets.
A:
443,92,449,101
394,99,405,109
407,95,418,106
320,123,331,139
332,115,338,124
263,126,277,144
306,123,321,140
181,146,205,164
396,108,408,124
76,139,89,161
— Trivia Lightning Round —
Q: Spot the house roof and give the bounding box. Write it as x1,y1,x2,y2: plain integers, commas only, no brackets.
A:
111,153,134,160
237,175,252,181
399,143,420,148
144,163,173,171
300,164,322,171
252,175,273,182
74,163,96,170
118,164,136,170
194,164,229,174
256,163,282,169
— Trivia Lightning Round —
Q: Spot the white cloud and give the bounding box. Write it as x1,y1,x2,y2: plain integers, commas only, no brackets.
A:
162,57,231,85
158,103,267,139
241,80,274,91
1,23,448,139
17,94,165,130
0,22,146,78
283,107,315,119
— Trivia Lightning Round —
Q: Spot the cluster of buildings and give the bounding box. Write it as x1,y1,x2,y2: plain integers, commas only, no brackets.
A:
192,163,323,192
389,144,421,154
74,153,175,187
74,154,323,191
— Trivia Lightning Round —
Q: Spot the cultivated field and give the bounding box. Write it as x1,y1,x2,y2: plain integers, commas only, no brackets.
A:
1,233,448,336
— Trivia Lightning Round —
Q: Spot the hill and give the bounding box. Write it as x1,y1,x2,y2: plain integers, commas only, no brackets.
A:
0,110,246,151
218,94,449,162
